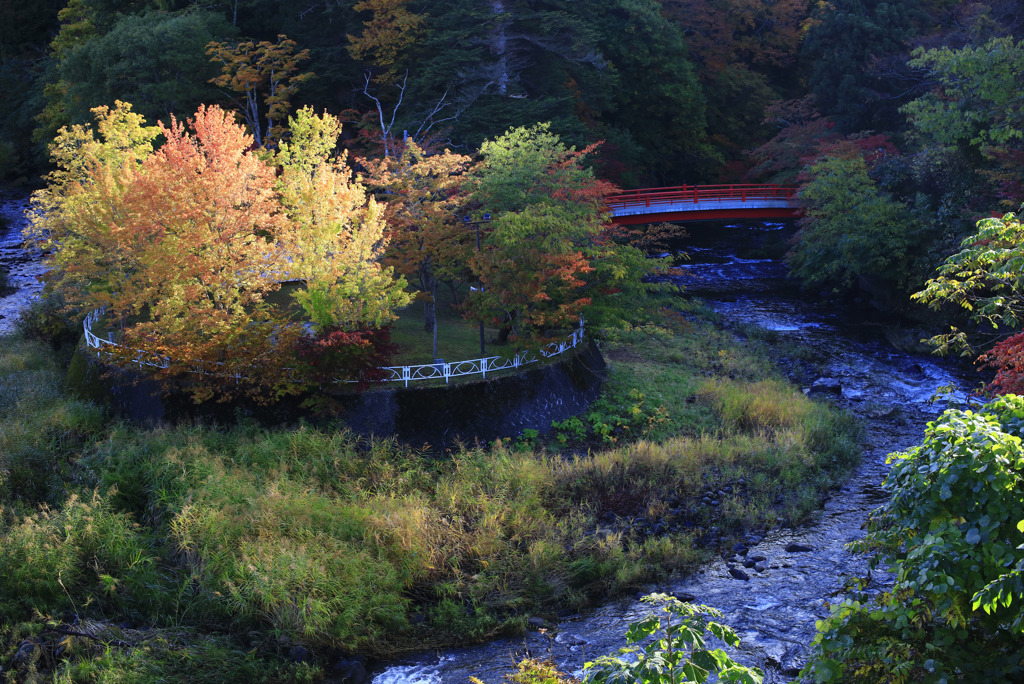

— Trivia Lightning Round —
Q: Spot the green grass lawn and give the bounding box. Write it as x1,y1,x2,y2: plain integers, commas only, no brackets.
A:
387,285,506,364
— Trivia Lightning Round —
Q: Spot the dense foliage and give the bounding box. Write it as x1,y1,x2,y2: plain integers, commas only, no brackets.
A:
463,124,653,342
29,102,408,401
788,155,921,298
804,396,1024,682
913,212,1024,394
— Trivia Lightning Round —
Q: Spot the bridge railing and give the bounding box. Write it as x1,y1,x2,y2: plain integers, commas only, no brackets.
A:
84,309,586,388
605,184,798,210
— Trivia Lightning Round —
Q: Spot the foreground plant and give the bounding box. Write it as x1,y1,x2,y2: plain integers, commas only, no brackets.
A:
804,395,1024,682
583,593,763,684
913,211,1024,395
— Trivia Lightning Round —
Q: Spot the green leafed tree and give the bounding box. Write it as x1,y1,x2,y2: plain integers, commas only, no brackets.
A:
802,0,926,132
276,106,410,332
464,123,654,343
902,36,1024,207
59,11,232,122
589,0,718,184
788,154,923,299
35,4,234,145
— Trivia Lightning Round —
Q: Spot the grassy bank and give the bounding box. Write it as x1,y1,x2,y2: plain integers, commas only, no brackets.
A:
0,306,860,681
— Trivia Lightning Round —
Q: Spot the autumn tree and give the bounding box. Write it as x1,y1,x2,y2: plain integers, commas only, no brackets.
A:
362,141,472,357
346,0,425,86
464,124,651,343
276,106,410,333
663,0,808,167
206,34,314,148
31,101,405,402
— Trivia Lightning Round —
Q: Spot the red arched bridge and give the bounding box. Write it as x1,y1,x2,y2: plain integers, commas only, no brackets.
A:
605,184,800,224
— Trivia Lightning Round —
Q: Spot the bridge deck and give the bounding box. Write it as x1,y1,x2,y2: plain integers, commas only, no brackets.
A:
605,184,800,224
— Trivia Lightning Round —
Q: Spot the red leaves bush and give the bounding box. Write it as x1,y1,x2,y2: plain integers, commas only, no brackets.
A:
979,332,1024,396
296,326,397,390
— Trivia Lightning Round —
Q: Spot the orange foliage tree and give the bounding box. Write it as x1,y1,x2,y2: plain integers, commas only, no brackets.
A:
31,102,407,402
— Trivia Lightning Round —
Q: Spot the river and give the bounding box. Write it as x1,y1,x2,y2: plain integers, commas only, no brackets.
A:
370,220,979,683
0,191,44,336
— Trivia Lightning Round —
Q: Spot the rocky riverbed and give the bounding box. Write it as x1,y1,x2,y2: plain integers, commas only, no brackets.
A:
0,192,43,336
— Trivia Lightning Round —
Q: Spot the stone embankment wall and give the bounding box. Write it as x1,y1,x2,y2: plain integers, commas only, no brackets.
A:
68,340,607,448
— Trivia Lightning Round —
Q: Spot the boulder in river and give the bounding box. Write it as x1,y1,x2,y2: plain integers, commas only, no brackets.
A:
810,378,842,394
332,657,369,684
728,567,750,581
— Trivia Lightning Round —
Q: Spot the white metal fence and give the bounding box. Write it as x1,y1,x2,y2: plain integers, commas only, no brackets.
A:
83,310,586,387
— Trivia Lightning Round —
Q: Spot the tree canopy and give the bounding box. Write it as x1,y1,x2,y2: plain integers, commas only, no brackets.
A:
31,101,407,401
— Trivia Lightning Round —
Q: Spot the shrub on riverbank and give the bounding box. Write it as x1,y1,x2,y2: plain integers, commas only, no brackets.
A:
804,396,1024,682
0,309,860,679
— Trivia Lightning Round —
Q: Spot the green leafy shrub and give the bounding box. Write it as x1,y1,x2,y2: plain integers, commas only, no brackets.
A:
804,395,1024,682
15,291,83,352
583,593,762,683
551,388,669,448
481,658,580,683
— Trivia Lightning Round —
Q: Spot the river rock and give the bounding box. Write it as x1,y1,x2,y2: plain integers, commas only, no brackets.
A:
527,616,547,629
14,639,38,666
869,405,896,419
332,657,368,684
785,543,814,553
810,378,842,394
728,567,750,581
754,562,768,573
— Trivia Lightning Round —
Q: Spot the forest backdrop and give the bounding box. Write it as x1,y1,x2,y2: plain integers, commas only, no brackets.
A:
3,0,1024,311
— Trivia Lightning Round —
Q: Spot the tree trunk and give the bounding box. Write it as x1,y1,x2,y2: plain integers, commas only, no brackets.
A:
447,281,461,306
